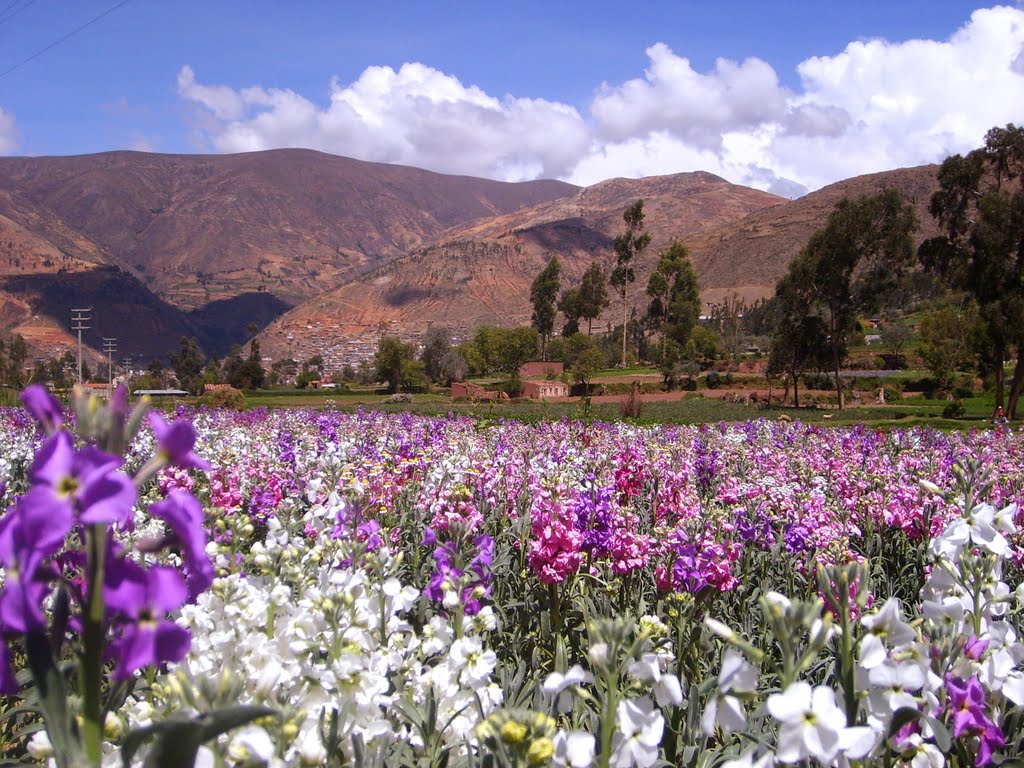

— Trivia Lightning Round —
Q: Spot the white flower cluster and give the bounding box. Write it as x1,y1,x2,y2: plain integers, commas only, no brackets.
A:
118,529,502,766
707,501,1024,768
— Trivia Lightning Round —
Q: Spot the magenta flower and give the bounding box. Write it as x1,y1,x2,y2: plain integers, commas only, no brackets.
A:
149,491,213,598
27,432,136,526
104,560,190,680
148,413,211,471
20,384,64,434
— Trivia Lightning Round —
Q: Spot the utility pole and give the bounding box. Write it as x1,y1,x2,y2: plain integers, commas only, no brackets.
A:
71,307,92,386
103,337,117,398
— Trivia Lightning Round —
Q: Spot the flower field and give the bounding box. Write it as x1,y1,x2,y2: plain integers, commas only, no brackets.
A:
1,389,1023,767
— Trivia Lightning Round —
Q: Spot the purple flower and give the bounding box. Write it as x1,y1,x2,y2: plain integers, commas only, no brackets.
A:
148,412,211,471
946,674,1004,766
149,491,214,599
964,635,989,661
357,520,383,550
104,560,191,680
27,432,136,527
0,494,69,633
20,384,63,434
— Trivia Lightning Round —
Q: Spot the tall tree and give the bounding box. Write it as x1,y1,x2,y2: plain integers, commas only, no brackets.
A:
530,256,561,359
170,336,205,394
797,189,918,408
610,200,651,367
645,240,701,360
766,264,831,407
577,262,611,335
375,336,426,393
557,288,583,337
420,325,453,383
919,124,1024,417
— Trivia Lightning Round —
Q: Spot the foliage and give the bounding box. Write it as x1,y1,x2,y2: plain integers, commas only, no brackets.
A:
919,123,1024,417
645,240,701,358
420,325,455,384
531,257,561,359
375,335,428,393
790,189,918,408
917,302,980,392
170,337,206,395
611,200,652,367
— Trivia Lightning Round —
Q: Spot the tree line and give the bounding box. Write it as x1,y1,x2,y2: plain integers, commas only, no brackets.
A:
767,123,1024,415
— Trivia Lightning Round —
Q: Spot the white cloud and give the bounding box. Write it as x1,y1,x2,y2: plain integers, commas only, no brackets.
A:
0,107,17,154
178,61,590,181
178,5,1024,196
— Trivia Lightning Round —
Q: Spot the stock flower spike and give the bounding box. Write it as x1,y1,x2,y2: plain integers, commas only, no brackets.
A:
19,383,64,434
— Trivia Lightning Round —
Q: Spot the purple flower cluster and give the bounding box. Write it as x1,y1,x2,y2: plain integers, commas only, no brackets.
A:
422,526,494,615
0,385,213,692
946,675,1005,767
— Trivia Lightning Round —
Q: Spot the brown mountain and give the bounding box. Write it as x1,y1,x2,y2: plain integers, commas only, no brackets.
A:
257,172,785,365
0,149,576,358
686,164,943,304
259,164,943,368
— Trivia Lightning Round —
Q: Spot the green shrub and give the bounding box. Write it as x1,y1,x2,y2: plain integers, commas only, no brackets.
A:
200,386,246,409
942,399,966,419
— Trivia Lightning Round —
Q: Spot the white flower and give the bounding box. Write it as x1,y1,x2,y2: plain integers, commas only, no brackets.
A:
895,733,945,768
296,724,328,766
767,683,846,764
553,730,596,767
227,725,275,766
702,649,757,735
721,750,775,768
861,598,917,647
994,503,1018,535
543,665,593,712
449,636,496,687
628,653,684,707
611,697,663,768
27,731,53,760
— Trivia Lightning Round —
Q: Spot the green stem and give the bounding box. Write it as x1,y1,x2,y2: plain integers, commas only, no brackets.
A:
597,672,619,768
82,524,108,765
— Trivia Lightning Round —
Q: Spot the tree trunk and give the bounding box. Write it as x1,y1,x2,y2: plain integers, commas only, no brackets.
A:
1007,348,1024,420
831,312,844,411
792,371,800,408
621,288,628,367
995,359,1006,411
541,334,547,362
587,318,593,336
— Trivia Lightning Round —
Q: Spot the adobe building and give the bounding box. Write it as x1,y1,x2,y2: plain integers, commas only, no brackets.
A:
521,379,569,399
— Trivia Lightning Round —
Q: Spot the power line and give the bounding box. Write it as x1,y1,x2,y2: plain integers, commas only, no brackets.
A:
0,1,35,26
0,0,130,80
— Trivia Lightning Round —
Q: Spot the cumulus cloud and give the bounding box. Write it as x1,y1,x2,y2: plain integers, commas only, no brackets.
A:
178,5,1024,196
178,61,589,181
0,107,17,154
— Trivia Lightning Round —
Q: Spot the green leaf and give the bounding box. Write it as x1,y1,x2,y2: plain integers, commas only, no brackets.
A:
24,631,77,763
197,705,277,743
121,706,277,768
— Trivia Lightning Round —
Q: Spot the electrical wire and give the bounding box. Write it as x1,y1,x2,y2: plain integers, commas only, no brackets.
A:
0,0,35,26
0,0,130,80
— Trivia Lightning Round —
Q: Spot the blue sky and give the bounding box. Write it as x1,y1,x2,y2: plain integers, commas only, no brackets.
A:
1,1,1021,195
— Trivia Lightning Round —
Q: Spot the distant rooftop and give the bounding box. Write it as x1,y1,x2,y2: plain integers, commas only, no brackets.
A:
132,389,189,396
